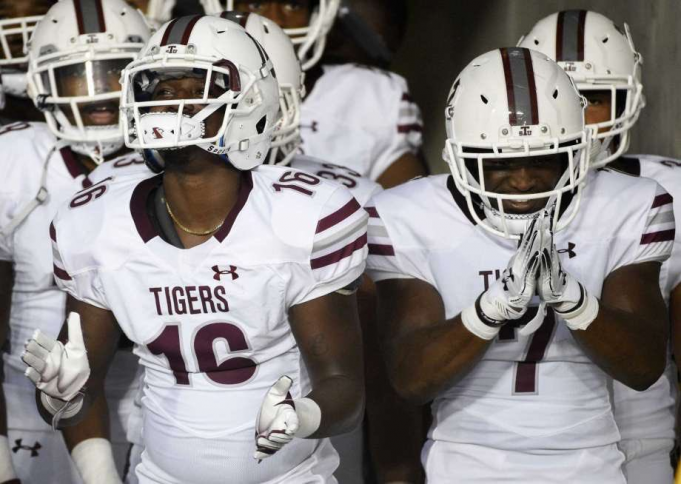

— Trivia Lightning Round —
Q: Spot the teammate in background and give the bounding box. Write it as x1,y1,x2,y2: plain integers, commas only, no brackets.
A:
0,0,54,124
0,1,150,482
367,47,671,483
200,0,426,188
519,10,678,483
23,15,367,483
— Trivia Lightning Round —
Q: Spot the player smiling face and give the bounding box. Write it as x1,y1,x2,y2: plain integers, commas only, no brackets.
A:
479,154,566,215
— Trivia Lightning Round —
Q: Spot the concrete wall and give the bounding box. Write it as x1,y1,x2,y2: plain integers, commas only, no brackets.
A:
393,0,681,173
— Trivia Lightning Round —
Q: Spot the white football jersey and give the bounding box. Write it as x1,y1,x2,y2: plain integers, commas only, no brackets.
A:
0,122,94,431
50,165,368,483
87,151,153,184
608,154,681,442
366,171,673,452
300,64,423,181
289,154,383,207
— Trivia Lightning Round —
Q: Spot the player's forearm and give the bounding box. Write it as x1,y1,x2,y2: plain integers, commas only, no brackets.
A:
305,374,365,438
571,304,667,390
62,390,110,451
386,315,490,404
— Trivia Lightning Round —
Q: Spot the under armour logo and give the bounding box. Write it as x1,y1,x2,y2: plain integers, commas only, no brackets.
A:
212,265,239,281
12,439,42,457
557,242,577,259
152,127,165,139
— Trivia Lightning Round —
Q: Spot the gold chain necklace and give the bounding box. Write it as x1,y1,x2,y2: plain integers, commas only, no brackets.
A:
165,200,225,236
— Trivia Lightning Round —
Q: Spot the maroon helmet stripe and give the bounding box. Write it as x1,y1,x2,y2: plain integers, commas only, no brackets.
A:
500,48,518,126
500,48,539,126
73,0,106,35
161,15,203,46
556,10,587,62
49,222,57,242
180,15,202,45
160,17,181,46
522,48,539,126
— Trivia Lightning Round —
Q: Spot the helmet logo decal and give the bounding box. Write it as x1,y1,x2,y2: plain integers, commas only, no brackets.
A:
151,127,165,139
73,0,106,36
500,47,539,127
556,10,587,62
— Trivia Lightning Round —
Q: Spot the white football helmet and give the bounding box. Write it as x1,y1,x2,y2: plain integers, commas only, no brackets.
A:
26,0,150,164
0,14,44,104
518,10,643,168
444,47,592,239
201,0,340,70
221,11,303,166
120,15,280,171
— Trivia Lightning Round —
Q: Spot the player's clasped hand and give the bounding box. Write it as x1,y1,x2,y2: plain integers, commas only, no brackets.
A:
21,312,90,402
254,376,300,461
480,210,546,324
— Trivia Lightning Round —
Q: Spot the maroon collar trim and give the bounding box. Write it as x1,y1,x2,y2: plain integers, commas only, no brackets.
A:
129,171,254,245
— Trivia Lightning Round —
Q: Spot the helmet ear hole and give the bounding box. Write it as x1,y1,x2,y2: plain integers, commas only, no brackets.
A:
255,115,267,135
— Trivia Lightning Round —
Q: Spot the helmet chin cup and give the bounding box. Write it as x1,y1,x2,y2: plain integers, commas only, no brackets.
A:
70,137,124,165
137,112,206,148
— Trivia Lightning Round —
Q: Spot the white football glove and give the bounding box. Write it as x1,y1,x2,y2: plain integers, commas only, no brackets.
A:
462,212,545,339
22,312,90,402
253,376,321,461
254,376,299,461
538,223,599,330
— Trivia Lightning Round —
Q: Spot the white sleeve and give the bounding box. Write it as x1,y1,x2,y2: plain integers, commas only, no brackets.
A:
367,86,424,181
635,185,675,264
365,205,416,282
288,187,368,305
0,195,15,261
50,222,109,310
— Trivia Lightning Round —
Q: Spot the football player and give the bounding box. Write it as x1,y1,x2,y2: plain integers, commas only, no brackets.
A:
0,0,54,124
0,1,150,482
23,15,367,483
200,0,426,188
366,47,671,483
519,10,679,483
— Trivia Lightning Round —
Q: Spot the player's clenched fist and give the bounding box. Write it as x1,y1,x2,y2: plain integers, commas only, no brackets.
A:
22,312,90,403
254,376,322,461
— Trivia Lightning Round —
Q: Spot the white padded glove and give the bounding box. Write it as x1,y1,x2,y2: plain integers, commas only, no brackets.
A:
538,222,599,330
254,376,321,461
463,212,545,339
22,312,90,402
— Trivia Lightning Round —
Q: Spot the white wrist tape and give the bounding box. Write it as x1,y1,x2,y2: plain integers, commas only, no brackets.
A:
40,391,84,430
461,305,501,340
560,294,599,331
0,435,18,482
294,397,322,439
71,438,121,484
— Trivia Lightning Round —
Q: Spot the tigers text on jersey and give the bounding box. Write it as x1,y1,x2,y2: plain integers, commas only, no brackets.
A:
50,165,368,483
289,154,382,207
366,171,673,452
609,155,681,443
300,64,423,181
